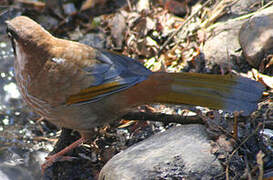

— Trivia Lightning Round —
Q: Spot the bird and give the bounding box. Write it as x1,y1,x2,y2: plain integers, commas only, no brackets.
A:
6,16,264,172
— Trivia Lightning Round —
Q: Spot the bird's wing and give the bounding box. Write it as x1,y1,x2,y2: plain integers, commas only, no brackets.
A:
66,49,152,104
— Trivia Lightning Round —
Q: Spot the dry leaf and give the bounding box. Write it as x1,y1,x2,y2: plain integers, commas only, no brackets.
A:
251,69,273,89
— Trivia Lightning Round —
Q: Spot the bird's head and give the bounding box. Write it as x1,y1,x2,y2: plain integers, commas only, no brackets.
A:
6,16,53,56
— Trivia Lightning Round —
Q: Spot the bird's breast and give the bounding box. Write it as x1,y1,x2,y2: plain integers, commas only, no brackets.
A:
14,44,57,119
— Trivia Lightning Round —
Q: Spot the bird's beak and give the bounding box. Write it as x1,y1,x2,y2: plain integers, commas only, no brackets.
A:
5,20,11,29
5,20,16,34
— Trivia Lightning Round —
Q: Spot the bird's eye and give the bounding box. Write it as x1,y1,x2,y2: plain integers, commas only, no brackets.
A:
7,31,12,38
6,28,18,40
6,28,12,37
6,28,17,56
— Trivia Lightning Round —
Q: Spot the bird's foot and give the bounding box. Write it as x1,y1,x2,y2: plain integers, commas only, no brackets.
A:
41,154,77,174
41,137,86,174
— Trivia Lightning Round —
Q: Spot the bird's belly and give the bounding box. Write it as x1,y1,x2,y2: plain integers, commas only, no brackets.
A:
49,100,124,131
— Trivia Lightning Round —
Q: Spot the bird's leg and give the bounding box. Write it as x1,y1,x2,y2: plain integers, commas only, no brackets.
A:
41,137,87,174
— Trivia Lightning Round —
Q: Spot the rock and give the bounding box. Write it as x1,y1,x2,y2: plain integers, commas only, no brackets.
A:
229,0,271,17
203,19,246,71
0,164,33,180
109,13,126,49
99,124,223,179
239,6,273,67
79,33,106,49
63,3,77,15
260,128,273,155
218,0,271,21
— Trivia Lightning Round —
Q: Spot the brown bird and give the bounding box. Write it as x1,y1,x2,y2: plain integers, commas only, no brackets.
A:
6,16,264,172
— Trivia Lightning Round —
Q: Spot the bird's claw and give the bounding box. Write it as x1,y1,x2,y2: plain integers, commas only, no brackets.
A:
41,155,78,175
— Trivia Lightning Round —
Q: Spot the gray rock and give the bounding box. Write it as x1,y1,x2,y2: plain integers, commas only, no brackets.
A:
109,13,126,49
218,0,271,21
79,33,106,49
229,0,270,17
203,19,246,69
239,6,273,67
0,164,33,180
99,124,223,180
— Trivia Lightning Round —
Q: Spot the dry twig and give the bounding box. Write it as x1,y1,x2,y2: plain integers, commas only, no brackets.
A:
225,123,262,179
158,0,212,55
122,111,204,124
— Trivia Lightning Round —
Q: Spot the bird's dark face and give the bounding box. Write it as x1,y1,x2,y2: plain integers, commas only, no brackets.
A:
6,25,18,56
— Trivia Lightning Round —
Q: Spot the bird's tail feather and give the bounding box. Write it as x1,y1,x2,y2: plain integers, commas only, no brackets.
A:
150,72,264,115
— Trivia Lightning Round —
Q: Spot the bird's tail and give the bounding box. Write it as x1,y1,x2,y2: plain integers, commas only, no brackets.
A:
144,72,264,116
